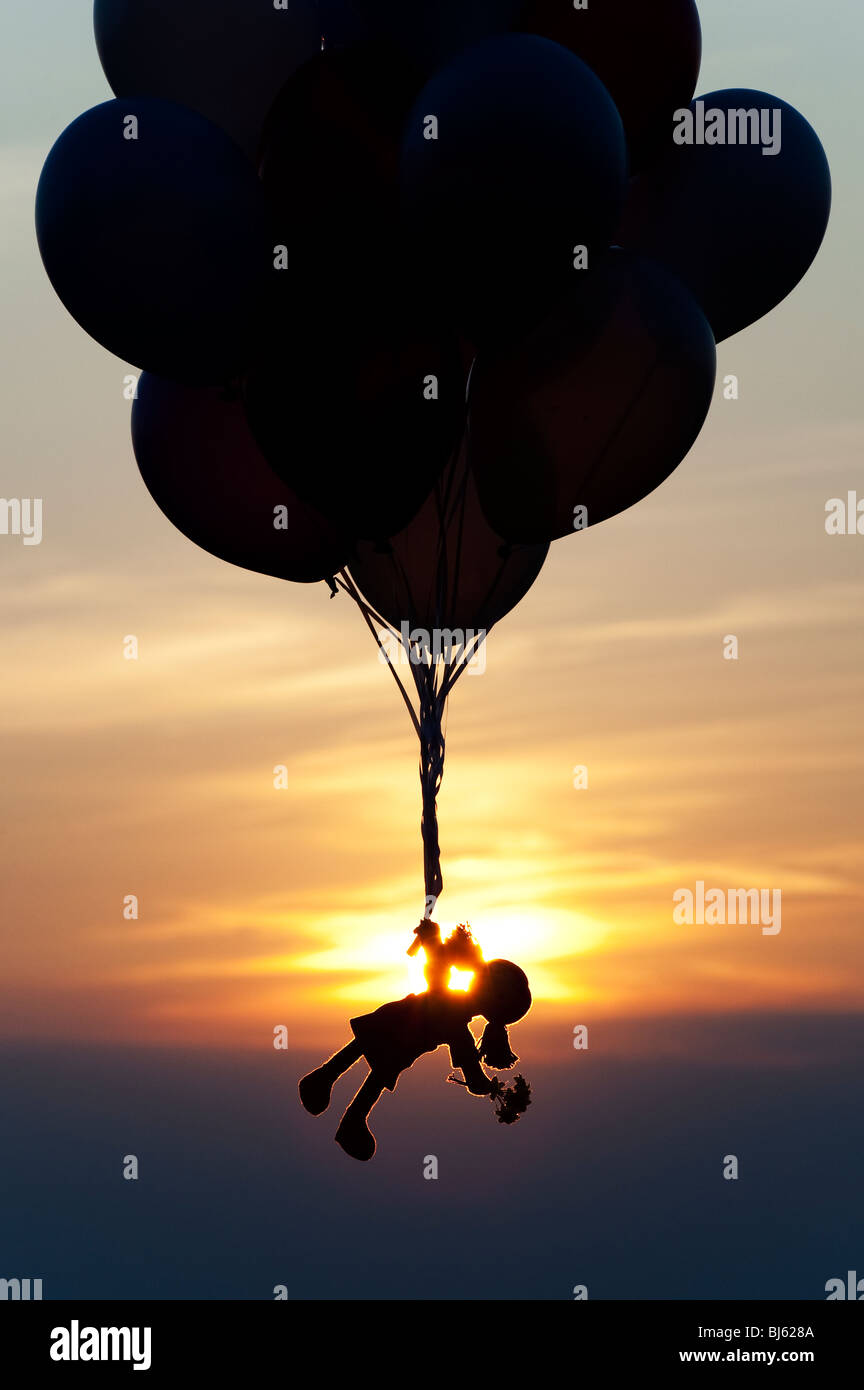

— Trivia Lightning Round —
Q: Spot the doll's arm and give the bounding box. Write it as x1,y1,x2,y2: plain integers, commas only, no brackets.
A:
448,1026,493,1096
408,919,442,957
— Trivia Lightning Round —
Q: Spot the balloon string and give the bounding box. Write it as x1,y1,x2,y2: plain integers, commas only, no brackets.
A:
338,566,446,910
415,439,476,905
373,432,467,649
414,660,445,908
434,436,526,689
338,395,474,914
439,628,488,700
386,539,420,630
337,568,422,740
416,448,472,907
337,569,396,635
576,349,664,498
443,450,471,633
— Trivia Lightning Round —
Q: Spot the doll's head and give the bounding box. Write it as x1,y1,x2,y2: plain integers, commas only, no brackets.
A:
475,959,531,1070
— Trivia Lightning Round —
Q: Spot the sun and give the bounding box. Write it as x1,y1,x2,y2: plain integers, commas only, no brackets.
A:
406,953,475,994
448,967,475,992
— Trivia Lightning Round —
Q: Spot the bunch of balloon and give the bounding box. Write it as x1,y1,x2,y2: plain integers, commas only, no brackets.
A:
36,1,830,920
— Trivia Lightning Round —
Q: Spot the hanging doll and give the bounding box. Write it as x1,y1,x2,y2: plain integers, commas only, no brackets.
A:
298,922,532,1160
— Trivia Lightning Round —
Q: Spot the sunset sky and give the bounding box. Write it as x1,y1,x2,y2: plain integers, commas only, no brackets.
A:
2,0,862,1058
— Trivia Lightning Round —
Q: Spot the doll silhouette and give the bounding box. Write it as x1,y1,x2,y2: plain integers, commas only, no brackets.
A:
299,921,532,1160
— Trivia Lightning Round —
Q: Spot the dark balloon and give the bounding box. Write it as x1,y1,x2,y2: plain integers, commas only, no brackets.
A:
349,446,548,634
319,1,522,73
251,40,466,543
93,0,321,160
467,251,716,544
618,90,832,343
133,374,350,585
399,34,627,343
36,99,273,384
244,301,467,544
515,0,702,170
259,42,423,321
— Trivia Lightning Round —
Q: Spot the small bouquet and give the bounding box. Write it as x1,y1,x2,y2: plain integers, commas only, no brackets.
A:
488,1075,532,1125
448,1069,533,1125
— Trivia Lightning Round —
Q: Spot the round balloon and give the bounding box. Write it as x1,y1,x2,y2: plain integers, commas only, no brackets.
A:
94,0,321,160
399,34,627,344
349,447,548,634
133,374,350,584
259,42,423,324
514,0,702,170
244,296,467,544
618,90,832,343
467,250,716,543
319,0,522,74
36,98,274,383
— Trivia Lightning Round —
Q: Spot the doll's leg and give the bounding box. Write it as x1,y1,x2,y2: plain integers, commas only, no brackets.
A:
334,1070,387,1162
298,1040,362,1116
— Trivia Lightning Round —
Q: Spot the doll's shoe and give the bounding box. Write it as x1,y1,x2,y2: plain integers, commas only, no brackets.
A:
334,1114,377,1162
299,1067,334,1116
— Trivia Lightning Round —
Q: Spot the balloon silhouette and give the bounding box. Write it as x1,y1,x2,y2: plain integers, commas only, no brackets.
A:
133,374,350,584
618,90,832,343
515,0,702,171
349,446,548,633
259,41,423,324
94,0,321,160
319,0,522,74
252,41,469,544
244,290,467,544
399,34,627,343
36,98,273,384
467,251,716,544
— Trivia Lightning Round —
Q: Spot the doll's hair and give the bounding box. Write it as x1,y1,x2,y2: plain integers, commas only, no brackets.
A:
478,960,532,1069
478,1021,519,1069
442,924,476,959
